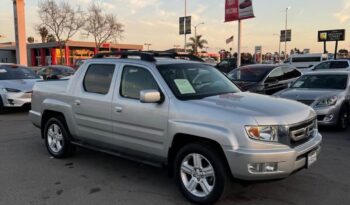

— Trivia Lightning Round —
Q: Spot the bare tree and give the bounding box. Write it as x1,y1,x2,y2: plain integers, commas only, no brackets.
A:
37,0,85,64
84,3,124,51
46,34,56,42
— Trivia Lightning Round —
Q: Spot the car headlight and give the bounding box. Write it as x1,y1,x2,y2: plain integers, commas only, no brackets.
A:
2,88,22,93
245,126,278,142
315,96,337,107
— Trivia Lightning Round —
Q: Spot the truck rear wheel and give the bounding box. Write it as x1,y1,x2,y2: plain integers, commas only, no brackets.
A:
43,116,75,158
174,143,228,205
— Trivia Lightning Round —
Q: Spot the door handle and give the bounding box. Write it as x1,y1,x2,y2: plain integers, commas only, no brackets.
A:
74,100,81,106
114,106,123,113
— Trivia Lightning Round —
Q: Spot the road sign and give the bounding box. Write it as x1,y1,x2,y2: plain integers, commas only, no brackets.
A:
318,29,345,42
179,16,191,35
280,30,292,42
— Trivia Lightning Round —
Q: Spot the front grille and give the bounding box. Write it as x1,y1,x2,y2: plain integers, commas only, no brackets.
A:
297,100,314,106
288,118,317,148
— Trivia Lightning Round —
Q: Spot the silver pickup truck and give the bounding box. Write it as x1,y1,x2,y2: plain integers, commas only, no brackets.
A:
30,52,322,205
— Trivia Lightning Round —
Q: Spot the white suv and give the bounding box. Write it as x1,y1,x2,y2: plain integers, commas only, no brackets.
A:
311,59,350,72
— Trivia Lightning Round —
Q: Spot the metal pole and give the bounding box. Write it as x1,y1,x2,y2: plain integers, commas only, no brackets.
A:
184,0,187,52
334,41,338,60
284,8,288,60
194,26,197,54
237,20,242,67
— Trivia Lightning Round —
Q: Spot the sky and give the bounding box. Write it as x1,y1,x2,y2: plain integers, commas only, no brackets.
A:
0,0,350,54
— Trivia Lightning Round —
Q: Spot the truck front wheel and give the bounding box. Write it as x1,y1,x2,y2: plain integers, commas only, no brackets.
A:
174,143,228,205
43,116,75,158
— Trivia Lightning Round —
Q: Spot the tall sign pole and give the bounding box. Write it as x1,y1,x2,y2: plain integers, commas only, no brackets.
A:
184,0,187,52
13,0,27,65
237,20,242,67
225,0,255,68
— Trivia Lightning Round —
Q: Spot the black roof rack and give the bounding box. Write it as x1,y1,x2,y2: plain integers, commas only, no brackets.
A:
143,51,205,62
92,51,156,62
92,51,205,63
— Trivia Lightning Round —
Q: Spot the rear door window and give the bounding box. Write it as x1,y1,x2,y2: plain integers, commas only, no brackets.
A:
314,62,331,70
330,61,349,69
83,64,115,95
282,67,301,80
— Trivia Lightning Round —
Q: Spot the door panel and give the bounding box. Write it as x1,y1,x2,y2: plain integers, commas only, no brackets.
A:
111,65,169,157
73,63,117,143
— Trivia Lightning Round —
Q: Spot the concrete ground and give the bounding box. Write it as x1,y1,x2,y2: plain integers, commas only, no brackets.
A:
0,111,349,205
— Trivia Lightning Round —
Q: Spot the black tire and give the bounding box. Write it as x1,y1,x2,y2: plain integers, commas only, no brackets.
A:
43,116,75,158
0,96,5,114
337,106,349,131
174,143,228,205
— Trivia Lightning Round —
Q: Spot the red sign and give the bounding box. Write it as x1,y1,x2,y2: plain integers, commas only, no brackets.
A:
102,43,110,48
225,0,255,22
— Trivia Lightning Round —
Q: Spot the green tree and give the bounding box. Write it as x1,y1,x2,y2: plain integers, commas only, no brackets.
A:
37,26,48,43
27,36,35,43
186,35,208,54
46,34,56,42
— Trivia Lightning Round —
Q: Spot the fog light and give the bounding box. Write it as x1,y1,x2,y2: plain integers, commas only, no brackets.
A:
324,114,334,122
248,162,278,173
8,99,14,105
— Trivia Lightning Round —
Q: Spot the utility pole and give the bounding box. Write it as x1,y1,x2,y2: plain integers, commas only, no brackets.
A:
237,20,242,67
193,22,204,55
12,0,28,65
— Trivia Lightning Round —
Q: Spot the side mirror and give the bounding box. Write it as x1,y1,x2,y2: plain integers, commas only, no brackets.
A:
140,90,162,103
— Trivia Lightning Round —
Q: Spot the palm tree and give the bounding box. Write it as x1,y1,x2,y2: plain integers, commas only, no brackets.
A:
186,35,208,54
37,26,48,43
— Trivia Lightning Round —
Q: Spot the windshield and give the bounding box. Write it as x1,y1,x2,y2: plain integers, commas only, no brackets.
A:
0,66,40,80
291,74,348,90
157,63,240,100
228,67,271,82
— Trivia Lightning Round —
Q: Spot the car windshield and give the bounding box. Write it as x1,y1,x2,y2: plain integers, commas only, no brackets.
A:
228,67,272,82
157,63,240,100
291,74,348,90
0,65,40,80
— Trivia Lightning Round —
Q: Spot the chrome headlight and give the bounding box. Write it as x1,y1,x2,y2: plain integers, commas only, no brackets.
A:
2,88,22,93
315,96,337,107
245,126,279,142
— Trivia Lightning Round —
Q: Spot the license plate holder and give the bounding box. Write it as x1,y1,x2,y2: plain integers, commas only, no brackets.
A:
307,150,317,168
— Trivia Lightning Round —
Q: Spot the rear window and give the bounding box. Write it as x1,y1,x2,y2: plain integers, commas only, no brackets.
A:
228,66,274,82
292,57,321,63
0,65,40,80
83,64,115,94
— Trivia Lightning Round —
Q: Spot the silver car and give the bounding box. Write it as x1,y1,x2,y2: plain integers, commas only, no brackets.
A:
274,71,350,130
0,64,41,113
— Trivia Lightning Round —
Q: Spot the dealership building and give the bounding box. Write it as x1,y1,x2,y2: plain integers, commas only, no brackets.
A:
0,41,143,66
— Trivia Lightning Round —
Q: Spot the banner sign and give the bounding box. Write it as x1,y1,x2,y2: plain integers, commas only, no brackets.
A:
280,30,292,42
318,29,345,42
179,16,191,35
225,0,255,22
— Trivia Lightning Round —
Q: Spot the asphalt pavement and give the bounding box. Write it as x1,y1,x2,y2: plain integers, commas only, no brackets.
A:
0,111,350,205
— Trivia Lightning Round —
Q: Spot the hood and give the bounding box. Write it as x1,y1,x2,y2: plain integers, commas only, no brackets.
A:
187,92,315,125
233,81,259,91
275,88,343,101
0,79,39,92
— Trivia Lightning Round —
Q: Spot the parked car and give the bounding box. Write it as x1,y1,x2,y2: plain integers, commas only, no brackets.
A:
284,53,328,73
216,58,237,73
29,52,321,205
0,64,41,113
309,59,350,72
274,71,350,130
228,64,302,95
37,65,75,80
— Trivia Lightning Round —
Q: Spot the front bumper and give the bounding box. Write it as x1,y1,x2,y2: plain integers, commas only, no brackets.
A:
224,132,322,180
314,106,340,126
0,92,32,107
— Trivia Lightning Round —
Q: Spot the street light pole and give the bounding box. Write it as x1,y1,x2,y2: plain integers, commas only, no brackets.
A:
184,0,187,52
144,43,152,51
193,22,204,55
